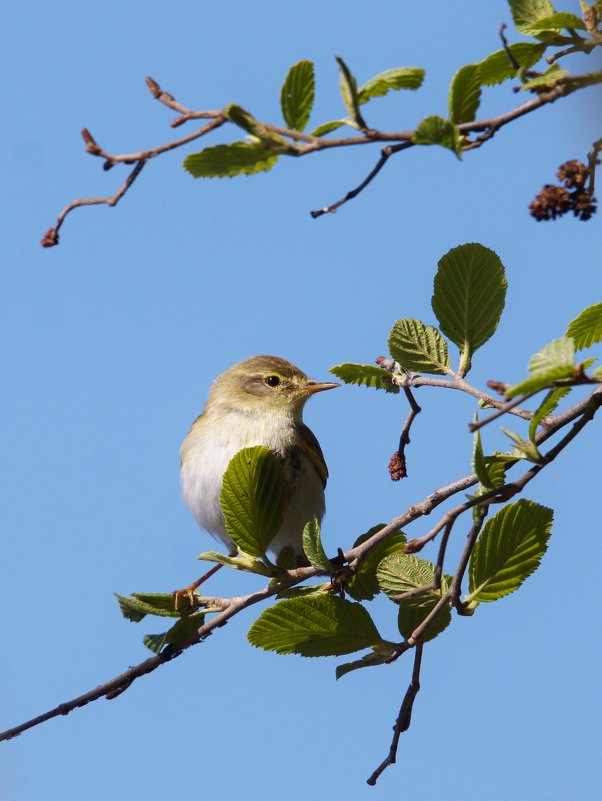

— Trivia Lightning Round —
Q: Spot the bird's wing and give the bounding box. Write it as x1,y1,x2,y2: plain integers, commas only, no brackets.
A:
298,424,329,488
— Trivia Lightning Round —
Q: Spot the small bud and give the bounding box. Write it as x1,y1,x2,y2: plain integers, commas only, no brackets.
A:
81,127,101,155
103,159,115,171
145,76,161,98
389,452,406,481
40,228,59,248
486,379,509,395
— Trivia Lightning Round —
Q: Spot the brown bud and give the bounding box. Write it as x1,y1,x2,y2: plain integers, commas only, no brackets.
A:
389,452,407,481
145,76,161,98
557,160,588,190
40,228,59,248
486,379,509,395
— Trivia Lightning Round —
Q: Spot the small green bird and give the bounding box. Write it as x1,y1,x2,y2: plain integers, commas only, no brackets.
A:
180,355,338,558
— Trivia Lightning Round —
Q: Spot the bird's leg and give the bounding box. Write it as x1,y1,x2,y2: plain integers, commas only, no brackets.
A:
172,563,224,612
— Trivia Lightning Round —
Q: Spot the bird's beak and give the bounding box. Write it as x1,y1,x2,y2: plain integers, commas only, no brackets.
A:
305,380,340,395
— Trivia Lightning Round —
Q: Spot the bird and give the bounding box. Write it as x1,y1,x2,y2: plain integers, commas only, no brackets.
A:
180,355,338,560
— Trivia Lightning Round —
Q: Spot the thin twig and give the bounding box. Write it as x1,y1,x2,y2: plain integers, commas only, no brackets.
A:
367,643,424,785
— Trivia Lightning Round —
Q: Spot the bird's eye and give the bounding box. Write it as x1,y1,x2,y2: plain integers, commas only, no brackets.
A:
264,375,281,387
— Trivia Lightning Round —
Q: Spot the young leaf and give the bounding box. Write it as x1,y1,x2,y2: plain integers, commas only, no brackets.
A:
505,337,576,398
377,554,451,642
472,420,495,489
336,651,389,679
220,446,288,557
500,426,542,463
302,518,335,572
387,319,451,375
197,551,274,576
183,143,279,178
329,363,400,393
310,119,348,136
477,43,547,86
248,595,387,657
566,301,602,350
519,65,569,91
523,12,585,32
468,499,553,603
358,67,425,103
509,0,557,34
528,386,571,441
143,612,206,654
223,104,294,151
346,525,407,602
448,64,482,124
336,56,367,128
115,592,181,621
280,60,315,131
432,243,507,373
413,115,462,157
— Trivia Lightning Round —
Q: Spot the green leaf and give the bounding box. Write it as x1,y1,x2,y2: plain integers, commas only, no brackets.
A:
500,426,542,463
505,337,576,398
413,115,462,157
432,243,507,374
377,554,451,642
519,64,569,91
248,595,386,657
115,592,181,622
276,583,330,599
387,319,451,375
329,363,400,393
336,651,389,679
275,545,297,571
566,301,602,350
528,386,571,441
223,104,294,151
220,446,288,558
280,60,315,131
526,12,586,31
336,56,368,128
477,43,547,86
143,612,206,654
310,119,348,136
183,143,279,178
594,365,602,381
509,0,557,34
346,526,407,602
472,419,494,489
448,64,482,124
302,518,335,572
468,499,553,603
197,550,273,575
358,67,425,103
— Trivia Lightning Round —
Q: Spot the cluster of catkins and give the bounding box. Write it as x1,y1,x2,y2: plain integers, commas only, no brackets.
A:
529,160,597,221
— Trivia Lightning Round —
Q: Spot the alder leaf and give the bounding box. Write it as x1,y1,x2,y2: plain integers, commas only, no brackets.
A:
468,499,552,603
329,363,400,393
302,518,336,572
432,243,507,374
413,115,462,157
505,337,576,398
143,612,206,654
183,143,279,178
508,0,557,34
223,104,294,151
248,595,387,657
387,319,451,375
346,525,407,602
220,446,288,557
358,67,425,103
477,43,547,86
336,56,367,128
280,60,315,131
448,64,482,123
566,301,602,350
528,386,570,442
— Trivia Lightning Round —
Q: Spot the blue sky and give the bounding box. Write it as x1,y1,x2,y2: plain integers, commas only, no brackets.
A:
2,1,601,799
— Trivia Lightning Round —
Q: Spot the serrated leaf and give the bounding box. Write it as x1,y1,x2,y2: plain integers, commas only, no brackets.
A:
329,363,400,393
468,499,552,602
432,243,507,373
197,550,273,575
302,518,335,572
505,337,576,398
509,0,557,34
276,583,330,600
336,651,389,679
500,426,542,462
472,419,494,488
280,60,315,131
477,43,547,86
115,592,181,621
413,115,462,157
336,56,367,128
346,526,407,602
483,457,508,487
448,64,482,124
143,612,206,654
223,104,294,151
220,447,288,557
519,64,569,91
525,12,585,31
358,67,425,103
528,386,571,441
310,119,348,136
566,301,602,350
377,554,451,642
248,595,386,657
387,319,451,375
183,143,279,178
